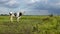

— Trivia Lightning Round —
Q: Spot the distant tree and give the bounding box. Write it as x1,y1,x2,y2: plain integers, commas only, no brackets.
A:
49,14,53,17
0,14,8,16
4,14,9,16
0,14,4,16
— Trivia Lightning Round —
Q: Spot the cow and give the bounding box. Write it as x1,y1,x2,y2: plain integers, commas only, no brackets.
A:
9,11,24,22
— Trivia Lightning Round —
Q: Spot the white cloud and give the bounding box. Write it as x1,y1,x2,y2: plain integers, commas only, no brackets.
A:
0,0,20,8
29,0,48,3
24,0,40,4
7,0,17,5
5,0,19,7
30,0,40,3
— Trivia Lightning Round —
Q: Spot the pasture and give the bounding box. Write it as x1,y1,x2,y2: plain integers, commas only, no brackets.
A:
0,15,60,34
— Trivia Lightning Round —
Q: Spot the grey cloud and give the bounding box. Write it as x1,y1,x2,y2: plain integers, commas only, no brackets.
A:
0,0,10,4
0,0,20,8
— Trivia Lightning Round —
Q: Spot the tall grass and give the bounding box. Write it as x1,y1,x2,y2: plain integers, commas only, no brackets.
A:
0,15,60,34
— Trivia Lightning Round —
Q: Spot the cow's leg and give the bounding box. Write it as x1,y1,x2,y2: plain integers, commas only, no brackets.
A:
17,16,21,22
10,16,13,22
17,17,20,22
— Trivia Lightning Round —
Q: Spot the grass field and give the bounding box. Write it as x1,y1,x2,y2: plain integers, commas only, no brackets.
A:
0,15,60,34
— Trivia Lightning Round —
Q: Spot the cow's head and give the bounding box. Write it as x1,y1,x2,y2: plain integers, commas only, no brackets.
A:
9,12,13,16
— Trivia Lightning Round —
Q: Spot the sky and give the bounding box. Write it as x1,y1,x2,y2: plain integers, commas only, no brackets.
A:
0,0,60,15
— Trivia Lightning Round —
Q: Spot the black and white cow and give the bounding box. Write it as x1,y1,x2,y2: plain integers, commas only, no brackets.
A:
9,11,24,22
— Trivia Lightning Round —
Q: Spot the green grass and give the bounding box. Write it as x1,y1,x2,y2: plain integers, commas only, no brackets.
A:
0,15,60,34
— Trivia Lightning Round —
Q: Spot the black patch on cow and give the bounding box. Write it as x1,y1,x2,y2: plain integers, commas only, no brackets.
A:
19,12,22,17
14,13,17,17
